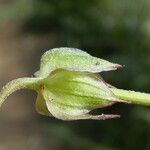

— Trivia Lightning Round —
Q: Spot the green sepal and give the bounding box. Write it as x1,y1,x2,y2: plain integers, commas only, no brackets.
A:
35,92,52,116
39,47,122,78
45,98,120,121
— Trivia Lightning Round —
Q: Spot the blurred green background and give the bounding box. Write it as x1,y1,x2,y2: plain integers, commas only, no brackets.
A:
0,0,150,150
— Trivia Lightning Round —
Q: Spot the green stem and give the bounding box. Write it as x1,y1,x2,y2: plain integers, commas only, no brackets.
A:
0,77,42,107
112,88,150,106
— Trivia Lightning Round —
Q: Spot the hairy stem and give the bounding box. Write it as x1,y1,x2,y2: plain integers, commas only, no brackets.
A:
112,88,150,106
0,77,42,107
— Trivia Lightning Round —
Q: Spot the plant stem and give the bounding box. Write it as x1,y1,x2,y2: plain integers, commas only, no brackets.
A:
0,77,42,107
112,88,150,106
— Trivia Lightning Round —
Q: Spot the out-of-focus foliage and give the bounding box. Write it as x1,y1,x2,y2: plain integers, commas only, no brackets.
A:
0,0,150,150
0,0,32,22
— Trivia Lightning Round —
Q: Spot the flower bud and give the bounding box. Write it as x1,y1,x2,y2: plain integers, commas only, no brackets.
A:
0,47,149,121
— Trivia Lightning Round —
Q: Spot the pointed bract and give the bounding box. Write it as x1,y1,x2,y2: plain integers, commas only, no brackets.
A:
39,47,122,78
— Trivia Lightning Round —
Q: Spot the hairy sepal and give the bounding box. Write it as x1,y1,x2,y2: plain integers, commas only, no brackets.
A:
39,47,122,78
